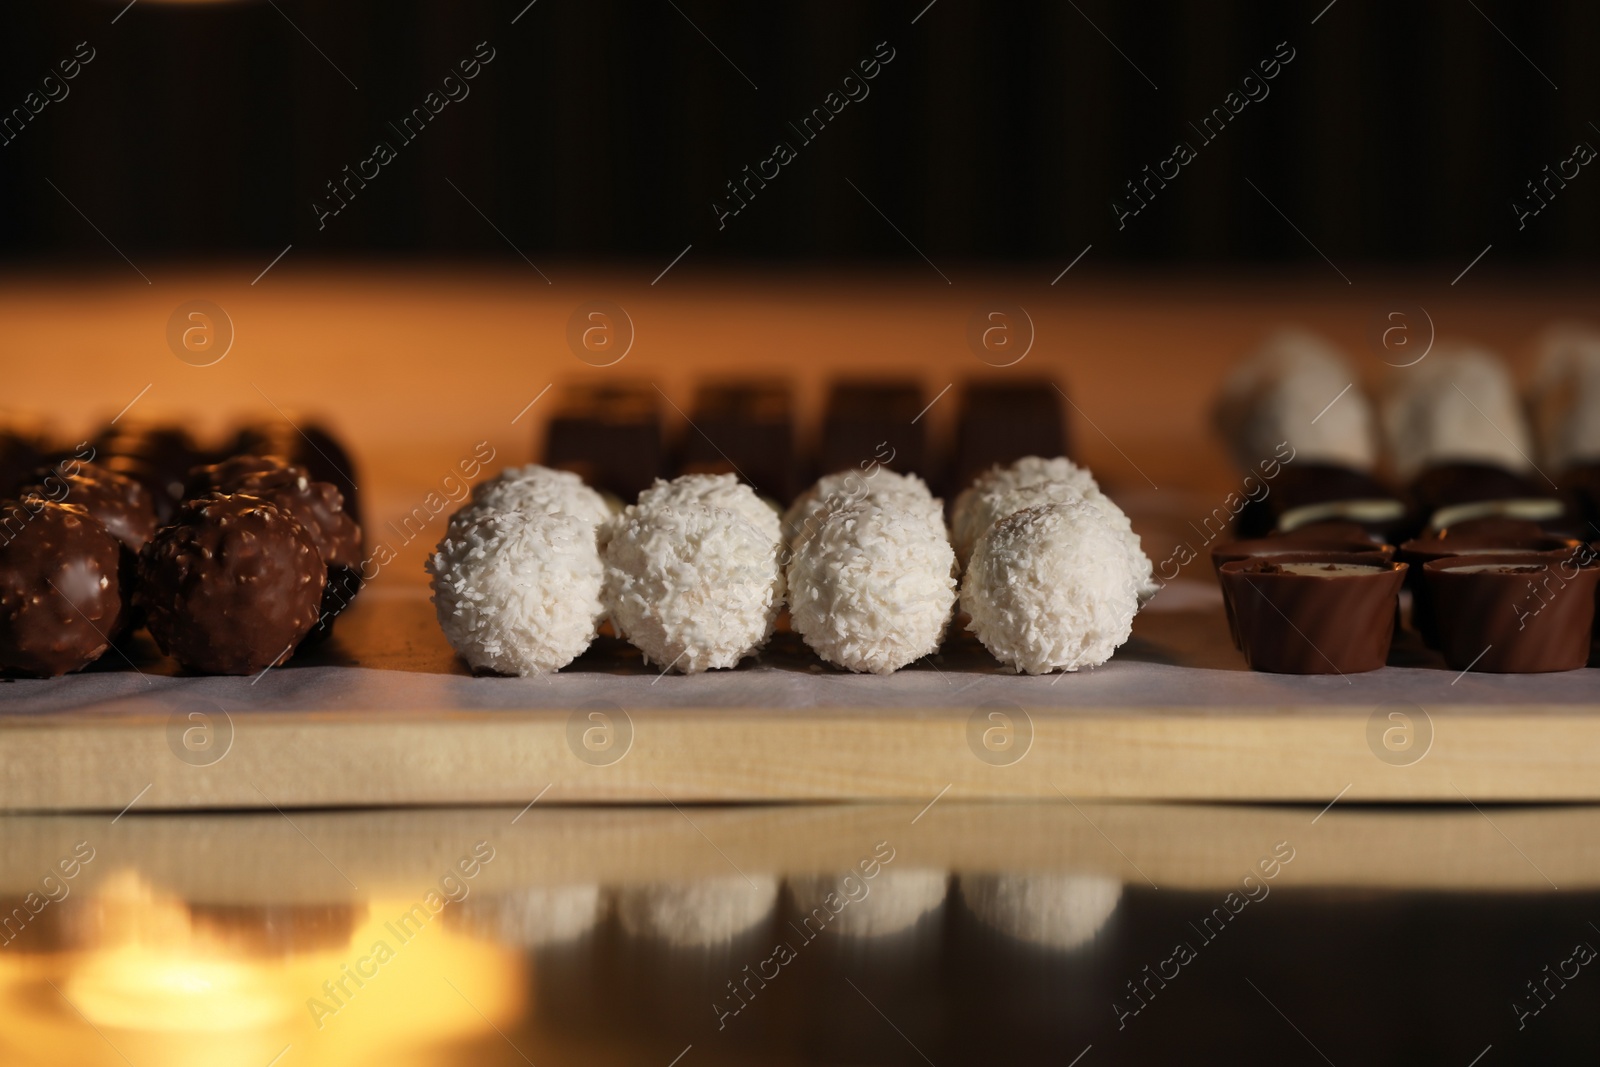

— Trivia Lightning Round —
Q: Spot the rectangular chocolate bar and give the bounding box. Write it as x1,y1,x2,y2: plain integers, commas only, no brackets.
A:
676,381,798,503
817,381,928,483
951,380,1068,491
541,383,664,501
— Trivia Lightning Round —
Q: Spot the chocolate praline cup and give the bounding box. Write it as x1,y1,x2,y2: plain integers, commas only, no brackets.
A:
1423,552,1600,673
1211,542,1393,649
1219,558,1406,674
1397,519,1581,648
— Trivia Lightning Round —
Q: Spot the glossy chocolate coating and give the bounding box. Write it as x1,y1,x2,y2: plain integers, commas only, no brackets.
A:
1234,463,1410,541
186,455,361,568
1397,519,1580,647
1423,552,1600,673
230,420,362,526
818,381,930,484
136,494,325,675
20,460,158,554
951,381,1067,493
1219,558,1405,674
93,423,207,524
0,498,124,677
0,431,47,499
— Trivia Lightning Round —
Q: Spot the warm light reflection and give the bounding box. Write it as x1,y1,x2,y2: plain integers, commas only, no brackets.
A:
0,869,526,1067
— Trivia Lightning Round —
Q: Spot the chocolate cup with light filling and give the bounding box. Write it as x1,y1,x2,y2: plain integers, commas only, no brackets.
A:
1407,462,1571,536
1397,519,1582,648
1234,463,1410,541
1219,558,1406,674
1211,540,1393,649
1216,550,1396,655
1422,552,1600,673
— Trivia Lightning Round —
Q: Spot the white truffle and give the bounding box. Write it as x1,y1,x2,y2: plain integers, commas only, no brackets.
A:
787,869,948,939
615,875,779,947
1213,328,1377,472
601,477,785,673
959,873,1121,951
783,469,942,551
466,464,611,527
448,885,605,947
786,501,956,674
952,458,1156,607
961,502,1139,674
427,507,606,675
1381,344,1533,481
1529,323,1600,471
637,473,782,544
952,456,1100,562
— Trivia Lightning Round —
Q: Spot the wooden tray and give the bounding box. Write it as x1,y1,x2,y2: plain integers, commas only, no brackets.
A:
3,576,1597,810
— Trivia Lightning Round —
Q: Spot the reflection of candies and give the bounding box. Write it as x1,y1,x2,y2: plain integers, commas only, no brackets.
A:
0,498,124,677
615,875,779,947
786,869,948,939
959,872,1122,951
448,886,606,947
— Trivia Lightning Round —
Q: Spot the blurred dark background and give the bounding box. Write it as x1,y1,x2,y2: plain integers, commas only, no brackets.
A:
2,0,1597,266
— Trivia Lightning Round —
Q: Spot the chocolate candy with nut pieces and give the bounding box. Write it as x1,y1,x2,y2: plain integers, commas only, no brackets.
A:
0,497,125,677
136,493,325,675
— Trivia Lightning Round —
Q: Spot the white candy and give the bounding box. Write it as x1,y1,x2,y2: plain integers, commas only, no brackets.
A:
465,464,611,527
1381,344,1532,481
782,468,941,551
961,501,1139,674
959,873,1122,951
952,457,1156,606
787,869,949,939
786,501,956,674
1213,327,1377,472
601,476,785,673
615,875,779,947
427,507,606,675
1529,323,1600,471
449,885,605,947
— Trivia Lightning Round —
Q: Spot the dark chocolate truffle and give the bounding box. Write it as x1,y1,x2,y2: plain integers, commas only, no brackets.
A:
185,455,361,567
136,493,325,675
230,419,362,526
20,460,158,553
0,498,125,677
92,423,207,523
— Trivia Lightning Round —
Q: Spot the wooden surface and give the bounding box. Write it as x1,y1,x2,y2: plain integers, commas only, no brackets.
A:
3,269,1599,809
1,802,1590,899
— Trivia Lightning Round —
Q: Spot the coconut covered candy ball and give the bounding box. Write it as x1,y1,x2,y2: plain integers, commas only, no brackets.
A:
960,500,1141,674
465,464,613,527
786,500,956,674
953,456,1158,607
136,493,326,675
427,506,606,676
782,468,942,552
600,475,785,673
0,497,125,677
